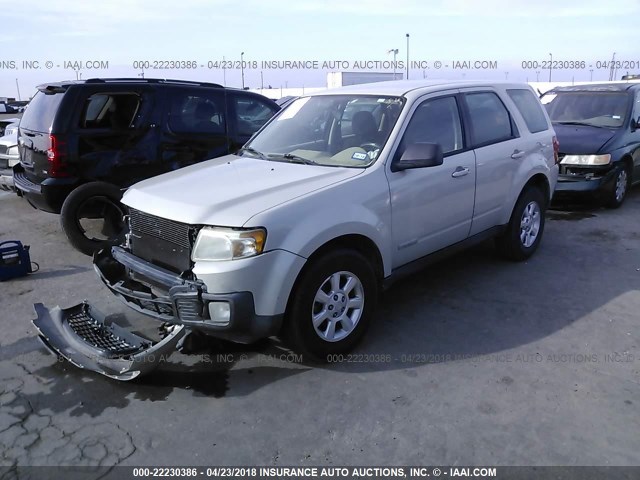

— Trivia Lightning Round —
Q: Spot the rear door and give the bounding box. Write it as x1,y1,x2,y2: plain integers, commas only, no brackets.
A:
18,89,66,183
460,89,523,235
160,87,229,170
227,91,279,151
72,85,159,186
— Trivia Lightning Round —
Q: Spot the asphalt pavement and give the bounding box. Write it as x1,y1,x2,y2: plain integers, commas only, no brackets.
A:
0,190,639,468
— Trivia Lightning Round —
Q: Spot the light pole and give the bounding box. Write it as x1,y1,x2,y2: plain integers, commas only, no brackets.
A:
504,71,509,81
590,69,593,81
241,52,245,89
387,48,399,80
548,52,552,82
405,33,410,80
536,71,540,82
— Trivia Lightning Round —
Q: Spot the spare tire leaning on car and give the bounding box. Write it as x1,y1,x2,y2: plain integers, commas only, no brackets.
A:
60,181,127,256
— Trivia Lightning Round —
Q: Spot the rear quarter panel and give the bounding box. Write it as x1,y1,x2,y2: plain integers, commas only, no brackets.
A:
498,86,558,224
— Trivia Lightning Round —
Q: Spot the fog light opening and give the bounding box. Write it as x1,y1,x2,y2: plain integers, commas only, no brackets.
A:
207,301,231,326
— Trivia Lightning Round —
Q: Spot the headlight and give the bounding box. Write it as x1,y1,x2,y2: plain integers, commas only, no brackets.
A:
192,227,266,261
6,146,18,156
560,154,611,166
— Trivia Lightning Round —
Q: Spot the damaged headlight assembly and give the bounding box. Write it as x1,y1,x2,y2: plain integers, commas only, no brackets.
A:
560,154,611,166
191,227,267,262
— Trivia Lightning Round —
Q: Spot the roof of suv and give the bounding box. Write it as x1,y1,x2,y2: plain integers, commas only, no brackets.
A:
314,80,534,98
37,78,224,91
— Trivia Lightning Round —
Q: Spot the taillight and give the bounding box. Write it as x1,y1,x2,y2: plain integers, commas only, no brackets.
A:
47,135,70,177
552,136,560,165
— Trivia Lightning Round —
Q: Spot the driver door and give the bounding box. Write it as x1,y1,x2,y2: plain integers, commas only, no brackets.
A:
386,92,477,267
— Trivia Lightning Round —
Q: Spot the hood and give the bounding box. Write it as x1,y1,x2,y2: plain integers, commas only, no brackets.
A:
122,155,363,226
553,123,617,154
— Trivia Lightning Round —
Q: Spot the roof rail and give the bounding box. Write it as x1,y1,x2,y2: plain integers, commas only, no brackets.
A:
83,78,223,88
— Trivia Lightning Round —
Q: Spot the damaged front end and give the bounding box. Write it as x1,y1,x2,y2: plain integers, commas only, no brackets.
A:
32,302,185,381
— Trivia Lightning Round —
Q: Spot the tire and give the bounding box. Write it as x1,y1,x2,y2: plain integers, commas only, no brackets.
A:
495,186,547,261
604,165,631,209
60,181,126,256
281,249,378,362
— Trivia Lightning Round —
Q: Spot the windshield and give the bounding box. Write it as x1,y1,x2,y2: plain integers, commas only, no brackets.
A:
243,95,404,167
541,91,630,128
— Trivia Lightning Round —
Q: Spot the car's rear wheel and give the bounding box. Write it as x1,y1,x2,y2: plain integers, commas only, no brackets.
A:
60,181,126,256
604,165,630,209
282,249,378,361
495,186,546,261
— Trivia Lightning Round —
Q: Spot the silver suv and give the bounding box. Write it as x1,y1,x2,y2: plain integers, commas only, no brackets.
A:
35,81,559,377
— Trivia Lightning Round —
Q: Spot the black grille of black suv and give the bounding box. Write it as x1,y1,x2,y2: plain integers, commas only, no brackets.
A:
128,208,197,274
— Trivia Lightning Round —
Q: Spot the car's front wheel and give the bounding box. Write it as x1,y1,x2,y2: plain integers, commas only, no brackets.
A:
604,165,630,209
282,249,378,361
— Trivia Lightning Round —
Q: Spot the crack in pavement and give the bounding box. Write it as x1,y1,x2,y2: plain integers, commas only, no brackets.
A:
0,365,136,468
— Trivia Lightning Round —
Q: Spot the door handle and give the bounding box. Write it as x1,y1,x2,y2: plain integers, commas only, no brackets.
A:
511,150,526,159
451,166,470,178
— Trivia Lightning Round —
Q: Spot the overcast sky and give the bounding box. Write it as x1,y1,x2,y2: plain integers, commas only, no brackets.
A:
1,0,639,99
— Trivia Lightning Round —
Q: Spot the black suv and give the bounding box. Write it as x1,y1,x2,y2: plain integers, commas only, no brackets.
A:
13,78,279,254
542,82,640,208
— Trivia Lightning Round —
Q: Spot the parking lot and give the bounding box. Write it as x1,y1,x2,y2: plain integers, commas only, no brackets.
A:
0,189,639,467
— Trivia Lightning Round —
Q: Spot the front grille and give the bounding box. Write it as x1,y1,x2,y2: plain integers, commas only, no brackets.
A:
0,146,7,155
128,208,197,274
66,305,142,356
129,208,191,249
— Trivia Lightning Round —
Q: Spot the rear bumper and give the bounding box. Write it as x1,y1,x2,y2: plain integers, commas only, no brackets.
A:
12,164,77,213
94,246,283,343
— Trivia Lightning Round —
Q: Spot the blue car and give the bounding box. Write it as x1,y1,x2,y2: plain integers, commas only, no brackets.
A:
542,82,640,208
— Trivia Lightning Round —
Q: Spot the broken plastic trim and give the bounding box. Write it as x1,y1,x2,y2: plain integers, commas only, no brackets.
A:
32,302,186,381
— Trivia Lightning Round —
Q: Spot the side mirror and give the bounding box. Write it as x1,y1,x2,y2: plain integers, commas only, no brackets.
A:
632,116,640,131
391,143,444,172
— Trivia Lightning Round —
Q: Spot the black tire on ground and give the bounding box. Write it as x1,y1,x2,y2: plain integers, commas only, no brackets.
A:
495,186,547,261
604,165,631,209
60,181,126,256
281,249,378,362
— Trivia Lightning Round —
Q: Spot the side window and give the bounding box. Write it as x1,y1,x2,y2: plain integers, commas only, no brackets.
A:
507,89,549,133
464,92,515,147
399,96,463,156
634,93,640,123
233,95,277,136
169,92,226,134
80,93,141,129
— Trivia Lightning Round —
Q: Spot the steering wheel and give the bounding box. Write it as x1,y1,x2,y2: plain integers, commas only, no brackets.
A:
360,143,381,153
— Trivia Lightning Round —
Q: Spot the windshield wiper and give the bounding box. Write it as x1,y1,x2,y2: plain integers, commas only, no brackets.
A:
239,147,269,160
268,153,318,165
555,121,608,129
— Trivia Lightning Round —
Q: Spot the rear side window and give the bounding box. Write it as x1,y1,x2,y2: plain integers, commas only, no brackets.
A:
79,93,141,129
233,95,277,136
464,92,515,147
169,92,226,134
507,89,549,133
19,91,64,133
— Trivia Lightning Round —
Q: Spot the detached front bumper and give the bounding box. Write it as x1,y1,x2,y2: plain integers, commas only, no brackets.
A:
94,246,283,343
32,302,185,381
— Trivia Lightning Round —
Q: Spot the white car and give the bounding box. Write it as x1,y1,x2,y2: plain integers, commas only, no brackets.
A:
34,80,559,378
0,122,19,191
